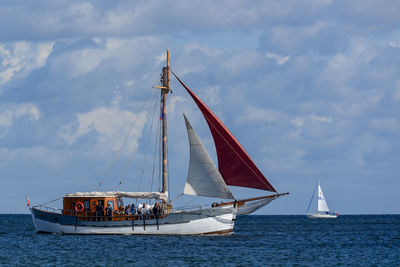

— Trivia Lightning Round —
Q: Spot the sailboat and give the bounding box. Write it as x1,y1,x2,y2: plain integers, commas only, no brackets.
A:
30,49,288,235
306,180,338,219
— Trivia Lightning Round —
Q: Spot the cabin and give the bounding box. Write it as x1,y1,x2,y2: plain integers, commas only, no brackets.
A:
62,193,119,221
61,192,170,221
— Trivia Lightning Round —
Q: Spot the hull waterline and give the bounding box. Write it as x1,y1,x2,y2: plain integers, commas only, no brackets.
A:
306,213,338,219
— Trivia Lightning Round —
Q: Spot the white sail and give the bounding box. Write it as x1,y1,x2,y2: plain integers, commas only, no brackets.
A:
183,115,234,199
317,184,330,212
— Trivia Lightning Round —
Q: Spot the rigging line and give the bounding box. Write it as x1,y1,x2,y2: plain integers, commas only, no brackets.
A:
178,196,199,208
170,193,184,203
136,89,161,198
158,118,162,192
118,89,158,188
136,91,159,196
147,89,160,192
96,89,157,191
150,104,161,193
167,126,170,203
306,182,318,215
35,197,63,207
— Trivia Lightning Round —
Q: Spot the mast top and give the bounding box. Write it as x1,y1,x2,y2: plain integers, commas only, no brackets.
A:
167,47,169,68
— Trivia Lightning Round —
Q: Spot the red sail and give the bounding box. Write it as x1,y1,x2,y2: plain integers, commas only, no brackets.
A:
173,73,276,192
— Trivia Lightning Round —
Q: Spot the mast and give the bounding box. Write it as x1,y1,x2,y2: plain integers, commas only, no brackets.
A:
160,49,170,194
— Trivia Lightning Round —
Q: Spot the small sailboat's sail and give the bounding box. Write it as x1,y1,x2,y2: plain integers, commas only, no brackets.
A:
317,184,330,212
184,115,234,199
173,73,276,193
306,180,337,218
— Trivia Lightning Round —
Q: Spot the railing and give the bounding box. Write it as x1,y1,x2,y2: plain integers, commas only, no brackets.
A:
33,205,63,214
33,202,225,222
33,205,168,221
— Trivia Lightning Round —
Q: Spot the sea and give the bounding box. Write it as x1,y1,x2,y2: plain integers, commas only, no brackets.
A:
0,215,399,266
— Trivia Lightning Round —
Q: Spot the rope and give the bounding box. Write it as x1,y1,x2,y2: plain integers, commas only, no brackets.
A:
35,196,62,207
170,193,184,203
150,104,161,193
136,90,160,199
148,90,160,192
306,182,318,214
178,196,198,208
118,89,158,188
96,89,157,190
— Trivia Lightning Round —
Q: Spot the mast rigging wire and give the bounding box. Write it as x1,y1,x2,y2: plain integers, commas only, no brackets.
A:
118,89,159,189
96,88,157,191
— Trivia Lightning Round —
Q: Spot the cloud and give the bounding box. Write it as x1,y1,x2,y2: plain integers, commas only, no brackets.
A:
309,114,332,123
221,50,262,74
290,114,332,127
51,37,161,78
266,52,290,65
290,118,305,128
236,106,281,125
0,103,40,137
59,102,147,152
0,41,54,88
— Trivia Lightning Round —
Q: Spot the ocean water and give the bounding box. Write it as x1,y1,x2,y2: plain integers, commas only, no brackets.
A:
0,215,399,266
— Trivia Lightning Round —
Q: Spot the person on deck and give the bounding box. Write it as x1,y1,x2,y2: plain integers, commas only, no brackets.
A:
140,204,149,220
96,202,104,221
161,199,171,214
125,204,130,215
130,203,136,215
106,204,113,221
153,202,161,219
119,205,124,214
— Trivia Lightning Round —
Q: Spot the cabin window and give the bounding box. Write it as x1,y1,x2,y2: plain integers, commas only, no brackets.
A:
84,200,90,210
107,200,114,210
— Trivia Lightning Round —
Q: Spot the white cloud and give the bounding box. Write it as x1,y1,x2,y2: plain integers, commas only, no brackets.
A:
0,41,54,87
183,43,224,58
155,52,166,66
266,52,290,65
290,114,332,127
222,50,261,74
52,37,160,78
124,80,134,87
320,37,379,92
268,21,329,51
166,95,185,114
290,118,305,127
0,103,40,128
59,100,147,152
236,106,281,125
332,89,383,117
309,114,332,123
389,40,400,48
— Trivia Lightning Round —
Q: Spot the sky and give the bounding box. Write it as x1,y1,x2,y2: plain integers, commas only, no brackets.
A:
1,0,400,214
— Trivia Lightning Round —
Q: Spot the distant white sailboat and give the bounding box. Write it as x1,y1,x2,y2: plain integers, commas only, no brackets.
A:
306,180,338,219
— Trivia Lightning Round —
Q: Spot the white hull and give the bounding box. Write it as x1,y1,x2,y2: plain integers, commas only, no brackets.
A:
306,213,338,219
31,206,236,235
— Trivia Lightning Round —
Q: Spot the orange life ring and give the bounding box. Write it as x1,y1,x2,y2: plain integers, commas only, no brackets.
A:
75,202,84,212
